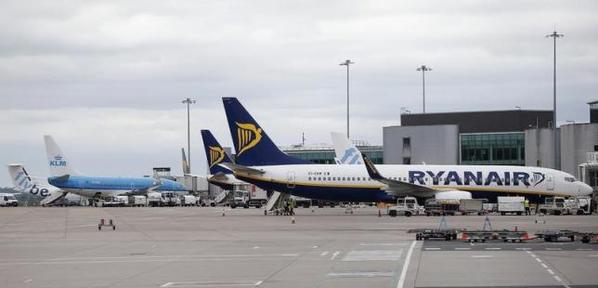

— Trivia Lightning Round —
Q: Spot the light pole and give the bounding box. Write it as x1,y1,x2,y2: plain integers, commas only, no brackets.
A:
182,98,196,172
339,59,354,138
546,31,563,169
416,65,432,113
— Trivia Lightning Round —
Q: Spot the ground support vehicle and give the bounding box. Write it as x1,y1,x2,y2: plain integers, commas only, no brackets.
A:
98,219,115,231
0,193,18,206
498,196,524,215
129,196,147,207
389,197,425,217
579,232,598,243
536,230,577,242
415,229,459,241
424,199,460,216
459,199,485,215
538,197,592,215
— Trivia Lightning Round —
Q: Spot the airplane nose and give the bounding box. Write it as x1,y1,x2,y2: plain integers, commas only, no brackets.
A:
581,183,594,195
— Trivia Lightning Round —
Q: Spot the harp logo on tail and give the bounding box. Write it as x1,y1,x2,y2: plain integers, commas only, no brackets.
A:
236,122,262,155
208,146,226,168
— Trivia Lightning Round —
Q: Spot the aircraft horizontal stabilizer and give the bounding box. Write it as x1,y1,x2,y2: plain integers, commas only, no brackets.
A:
362,154,436,197
218,162,264,175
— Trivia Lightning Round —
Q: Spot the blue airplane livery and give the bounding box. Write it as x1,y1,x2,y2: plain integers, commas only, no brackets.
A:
44,135,187,198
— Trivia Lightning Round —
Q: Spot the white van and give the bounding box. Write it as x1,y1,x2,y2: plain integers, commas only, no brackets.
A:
0,193,19,207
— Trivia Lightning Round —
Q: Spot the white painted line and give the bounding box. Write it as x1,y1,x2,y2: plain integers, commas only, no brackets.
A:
541,263,548,269
536,258,543,263
471,255,493,258
485,248,501,250
576,248,592,251
396,240,417,288
424,248,440,251
526,251,532,254
455,248,471,250
161,281,261,287
547,269,555,275
255,281,263,286
360,243,406,246
330,251,340,260
327,271,394,278
320,251,329,256
516,248,531,251
530,253,537,258
554,275,563,282
312,245,318,248
23,279,32,283
253,246,260,249
546,248,562,251
342,250,403,261
281,254,299,257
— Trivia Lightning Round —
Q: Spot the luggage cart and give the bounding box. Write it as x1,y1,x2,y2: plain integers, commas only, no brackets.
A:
98,219,116,231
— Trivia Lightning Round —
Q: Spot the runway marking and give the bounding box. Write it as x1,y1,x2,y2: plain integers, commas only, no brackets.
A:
253,246,260,249
516,248,531,250
454,248,470,250
535,258,543,263
342,250,403,261
547,269,555,275
576,248,592,251
485,247,501,250
396,240,417,288
327,271,394,278
541,263,548,269
359,243,406,246
312,245,318,248
161,281,262,287
24,279,32,283
330,251,340,260
320,251,329,256
525,249,570,288
471,255,493,258
424,248,440,251
546,248,562,251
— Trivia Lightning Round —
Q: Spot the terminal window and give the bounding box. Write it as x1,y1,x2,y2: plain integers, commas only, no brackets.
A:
460,133,525,165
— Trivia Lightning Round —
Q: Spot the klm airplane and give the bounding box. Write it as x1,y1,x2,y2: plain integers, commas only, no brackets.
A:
219,97,593,203
44,135,186,198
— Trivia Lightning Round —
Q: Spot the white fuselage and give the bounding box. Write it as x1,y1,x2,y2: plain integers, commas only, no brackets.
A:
236,164,592,201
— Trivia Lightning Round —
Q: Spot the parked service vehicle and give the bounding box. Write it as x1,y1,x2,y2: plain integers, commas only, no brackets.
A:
291,196,312,208
129,195,147,207
538,197,592,215
100,196,128,207
425,199,460,216
181,195,198,206
389,197,425,217
148,192,162,207
497,196,524,215
0,193,18,207
231,190,249,208
247,186,267,208
459,199,485,215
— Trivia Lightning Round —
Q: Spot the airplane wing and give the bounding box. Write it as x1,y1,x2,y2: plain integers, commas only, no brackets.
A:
362,154,436,197
218,162,265,175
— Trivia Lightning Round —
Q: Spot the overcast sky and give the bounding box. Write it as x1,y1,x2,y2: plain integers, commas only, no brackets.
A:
1,0,597,186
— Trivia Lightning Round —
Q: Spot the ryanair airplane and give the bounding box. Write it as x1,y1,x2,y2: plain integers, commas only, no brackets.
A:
200,129,245,190
220,97,593,203
44,135,187,198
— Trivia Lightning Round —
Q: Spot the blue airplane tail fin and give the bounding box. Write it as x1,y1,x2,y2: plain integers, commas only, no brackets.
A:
222,97,309,166
200,130,234,175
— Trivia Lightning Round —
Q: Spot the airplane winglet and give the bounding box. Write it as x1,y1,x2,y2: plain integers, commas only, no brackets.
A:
362,153,384,180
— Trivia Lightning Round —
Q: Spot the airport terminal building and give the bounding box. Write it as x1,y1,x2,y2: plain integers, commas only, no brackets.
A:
384,103,598,192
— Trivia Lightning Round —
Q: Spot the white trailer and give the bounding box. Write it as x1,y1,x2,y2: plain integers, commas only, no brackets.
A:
129,195,147,207
498,196,525,215
181,195,198,206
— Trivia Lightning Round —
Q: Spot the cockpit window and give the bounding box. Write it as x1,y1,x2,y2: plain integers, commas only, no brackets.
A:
564,177,576,183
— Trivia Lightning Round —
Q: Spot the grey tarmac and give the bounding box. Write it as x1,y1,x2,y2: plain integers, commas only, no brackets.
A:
0,206,597,288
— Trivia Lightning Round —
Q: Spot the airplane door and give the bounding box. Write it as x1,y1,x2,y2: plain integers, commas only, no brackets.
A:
546,174,555,191
287,171,295,189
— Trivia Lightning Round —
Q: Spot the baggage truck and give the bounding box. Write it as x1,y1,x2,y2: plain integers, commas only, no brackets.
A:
459,199,484,215
498,196,524,215
129,195,147,207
